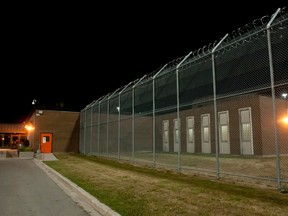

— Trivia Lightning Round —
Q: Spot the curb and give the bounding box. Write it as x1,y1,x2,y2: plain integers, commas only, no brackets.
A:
33,158,120,216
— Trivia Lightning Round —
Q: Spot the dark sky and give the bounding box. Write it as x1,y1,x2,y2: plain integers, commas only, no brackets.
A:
1,2,287,123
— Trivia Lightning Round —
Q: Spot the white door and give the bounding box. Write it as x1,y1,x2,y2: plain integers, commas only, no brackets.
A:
239,108,253,155
201,114,211,153
162,120,169,152
186,116,195,153
218,111,230,154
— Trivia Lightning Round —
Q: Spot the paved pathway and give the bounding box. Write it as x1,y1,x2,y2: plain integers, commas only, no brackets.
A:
0,149,119,216
0,158,94,216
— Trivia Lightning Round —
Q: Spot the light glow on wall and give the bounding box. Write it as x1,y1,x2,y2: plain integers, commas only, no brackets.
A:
282,116,288,125
25,123,35,131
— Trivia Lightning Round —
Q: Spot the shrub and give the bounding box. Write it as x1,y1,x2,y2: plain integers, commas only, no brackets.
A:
19,145,33,152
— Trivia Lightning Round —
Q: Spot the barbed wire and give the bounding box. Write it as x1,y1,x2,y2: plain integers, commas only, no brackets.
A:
89,6,287,103
178,6,288,70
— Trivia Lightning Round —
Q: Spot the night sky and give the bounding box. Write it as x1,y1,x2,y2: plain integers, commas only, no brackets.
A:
1,2,287,123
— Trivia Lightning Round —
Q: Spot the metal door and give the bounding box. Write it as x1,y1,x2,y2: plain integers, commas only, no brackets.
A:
40,133,53,153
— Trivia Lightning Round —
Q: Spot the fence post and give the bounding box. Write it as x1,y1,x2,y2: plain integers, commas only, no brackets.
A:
212,33,228,179
266,7,282,191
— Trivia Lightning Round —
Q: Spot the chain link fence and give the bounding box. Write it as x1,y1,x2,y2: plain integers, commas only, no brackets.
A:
80,7,288,191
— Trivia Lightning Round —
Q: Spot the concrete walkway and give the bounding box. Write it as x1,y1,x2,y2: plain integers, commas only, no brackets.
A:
33,158,120,216
0,149,120,216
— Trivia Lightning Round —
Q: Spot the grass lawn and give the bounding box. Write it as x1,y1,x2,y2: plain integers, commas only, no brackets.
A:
44,153,288,216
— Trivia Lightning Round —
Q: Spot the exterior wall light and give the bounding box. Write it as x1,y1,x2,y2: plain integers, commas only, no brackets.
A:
25,123,35,131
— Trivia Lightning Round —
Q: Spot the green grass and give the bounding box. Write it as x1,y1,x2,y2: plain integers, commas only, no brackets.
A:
44,153,288,216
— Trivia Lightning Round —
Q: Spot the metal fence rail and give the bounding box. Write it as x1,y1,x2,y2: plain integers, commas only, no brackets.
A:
80,7,288,191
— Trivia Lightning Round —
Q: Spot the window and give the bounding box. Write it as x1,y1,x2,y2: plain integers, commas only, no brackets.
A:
219,111,229,143
201,114,211,153
188,128,194,143
186,117,194,143
186,116,195,153
203,127,209,142
162,120,169,152
239,108,252,142
175,129,179,143
239,107,253,155
241,123,251,142
201,114,210,143
173,119,181,152
164,130,169,143
163,120,169,144
220,125,228,142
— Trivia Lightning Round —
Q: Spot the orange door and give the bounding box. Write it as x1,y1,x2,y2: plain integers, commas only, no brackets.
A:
40,133,52,153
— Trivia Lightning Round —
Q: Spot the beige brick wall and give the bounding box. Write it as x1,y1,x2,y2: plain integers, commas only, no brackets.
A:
29,110,80,153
